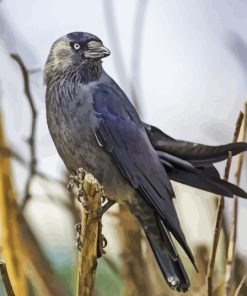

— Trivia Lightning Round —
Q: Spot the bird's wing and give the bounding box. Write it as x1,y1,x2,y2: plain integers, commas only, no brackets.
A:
92,83,195,265
144,123,247,165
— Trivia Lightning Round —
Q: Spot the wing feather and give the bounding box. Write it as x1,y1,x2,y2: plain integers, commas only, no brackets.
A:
93,83,195,265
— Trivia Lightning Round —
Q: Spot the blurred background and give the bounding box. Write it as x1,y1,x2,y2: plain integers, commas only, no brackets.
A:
0,0,247,295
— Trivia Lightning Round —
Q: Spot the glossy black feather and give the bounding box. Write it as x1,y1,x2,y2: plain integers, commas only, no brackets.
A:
145,123,247,165
145,123,247,198
93,82,195,267
169,170,247,198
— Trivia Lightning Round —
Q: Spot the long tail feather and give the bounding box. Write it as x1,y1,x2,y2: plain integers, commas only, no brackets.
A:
126,200,194,292
145,123,247,164
147,233,190,292
168,170,247,198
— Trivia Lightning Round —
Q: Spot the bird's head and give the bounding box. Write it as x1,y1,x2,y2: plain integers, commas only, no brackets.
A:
44,32,110,84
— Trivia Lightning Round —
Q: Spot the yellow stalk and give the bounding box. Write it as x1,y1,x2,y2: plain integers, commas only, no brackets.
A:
0,112,28,295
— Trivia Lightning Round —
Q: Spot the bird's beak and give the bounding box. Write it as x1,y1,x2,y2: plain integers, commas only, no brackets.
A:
84,41,111,59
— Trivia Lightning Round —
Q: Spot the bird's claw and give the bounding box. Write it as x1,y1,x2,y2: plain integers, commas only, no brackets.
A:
101,234,107,248
97,232,107,257
68,168,87,203
75,223,83,251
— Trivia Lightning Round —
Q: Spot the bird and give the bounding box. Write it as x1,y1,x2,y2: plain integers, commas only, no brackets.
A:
44,32,247,293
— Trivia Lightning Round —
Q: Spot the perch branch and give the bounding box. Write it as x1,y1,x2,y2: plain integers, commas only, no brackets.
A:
206,111,244,296
11,53,37,210
69,169,104,296
0,261,15,296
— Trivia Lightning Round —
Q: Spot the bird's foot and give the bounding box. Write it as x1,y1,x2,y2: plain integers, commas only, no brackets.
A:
68,168,87,203
74,221,107,257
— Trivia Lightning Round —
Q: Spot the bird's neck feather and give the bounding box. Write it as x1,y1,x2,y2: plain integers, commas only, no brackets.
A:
45,60,103,86
77,60,103,84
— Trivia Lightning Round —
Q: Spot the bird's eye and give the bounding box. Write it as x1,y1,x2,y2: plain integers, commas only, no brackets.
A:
73,43,81,50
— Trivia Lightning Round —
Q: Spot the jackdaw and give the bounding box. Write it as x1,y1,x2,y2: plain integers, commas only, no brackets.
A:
44,32,247,292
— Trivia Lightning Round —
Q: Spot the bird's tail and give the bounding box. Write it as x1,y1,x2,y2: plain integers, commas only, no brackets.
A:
145,124,247,198
126,201,192,292
146,232,190,292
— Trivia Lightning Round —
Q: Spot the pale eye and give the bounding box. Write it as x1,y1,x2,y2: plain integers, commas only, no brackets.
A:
73,43,81,50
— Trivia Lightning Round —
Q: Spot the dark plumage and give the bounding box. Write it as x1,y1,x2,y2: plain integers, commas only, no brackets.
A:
44,32,247,293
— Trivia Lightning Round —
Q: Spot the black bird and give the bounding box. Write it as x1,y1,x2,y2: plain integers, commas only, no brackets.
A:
44,32,247,292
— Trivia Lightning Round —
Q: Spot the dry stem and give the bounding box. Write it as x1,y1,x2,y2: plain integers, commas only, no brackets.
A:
117,204,152,296
234,275,247,296
225,107,247,296
0,261,15,296
0,112,71,296
206,111,244,296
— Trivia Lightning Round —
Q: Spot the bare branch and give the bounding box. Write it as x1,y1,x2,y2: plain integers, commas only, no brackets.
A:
0,261,15,296
206,111,244,296
0,145,66,186
0,146,28,166
10,53,37,209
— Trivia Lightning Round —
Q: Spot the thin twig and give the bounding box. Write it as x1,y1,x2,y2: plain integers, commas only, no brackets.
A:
234,275,247,296
234,101,247,185
224,194,238,296
225,108,247,296
0,145,66,186
0,146,27,166
0,261,15,296
206,111,244,296
11,53,37,210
